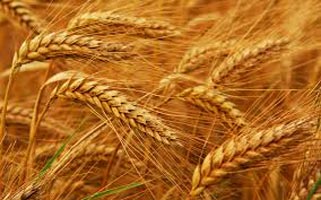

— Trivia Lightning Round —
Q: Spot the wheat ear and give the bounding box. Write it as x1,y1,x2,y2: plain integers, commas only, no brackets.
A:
209,37,290,86
158,40,234,93
50,77,182,146
0,0,44,34
177,85,247,127
290,167,321,200
68,11,181,38
34,143,144,171
176,40,235,74
3,182,41,200
190,118,314,196
2,104,68,136
12,31,134,66
66,144,145,171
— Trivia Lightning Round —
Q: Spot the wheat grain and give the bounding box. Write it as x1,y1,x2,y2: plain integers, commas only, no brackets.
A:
190,118,314,196
177,85,247,127
50,77,182,146
68,11,181,38
0,0,44,34
209,37,290,86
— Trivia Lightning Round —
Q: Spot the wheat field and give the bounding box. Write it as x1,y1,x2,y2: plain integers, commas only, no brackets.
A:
1,0,321,199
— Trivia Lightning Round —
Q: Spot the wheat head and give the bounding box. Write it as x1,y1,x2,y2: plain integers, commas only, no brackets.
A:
190,118,314,196
68,11,181,38
0,0,44,34
50,76,182,146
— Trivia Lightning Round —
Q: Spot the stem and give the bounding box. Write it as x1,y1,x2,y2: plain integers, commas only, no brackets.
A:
25,86,52,180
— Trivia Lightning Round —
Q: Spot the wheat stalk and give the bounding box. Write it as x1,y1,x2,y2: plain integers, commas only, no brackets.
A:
68,11,181,38
49,76,182,146
177,85,247,127
0,0,44,34
189,118,314,197
209,37,290,86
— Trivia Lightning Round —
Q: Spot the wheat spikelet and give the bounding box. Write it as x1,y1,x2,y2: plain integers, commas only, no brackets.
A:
50,77,182,146
189,118,314,197
12,31,134,66
177,85,247,127
68,11,181,38
209,37,290,86
0,0,44,34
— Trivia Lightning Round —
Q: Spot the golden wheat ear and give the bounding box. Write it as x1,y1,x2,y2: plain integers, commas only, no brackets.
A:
158,40,234,94
176,40,235,75
289,165,321,200
67,11,181,39
208,37,290,87
177,85,247,127
0,103,69,136
189,118,315,197
0,0,45,34
34,143,144,171
43,71,183,147
13,31,135,66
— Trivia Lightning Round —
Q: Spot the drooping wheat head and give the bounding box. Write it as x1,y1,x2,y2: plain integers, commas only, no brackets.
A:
190,118,315,197
177,84,247,127
68,11,181,39
209,37,290,87
0,0,44,34
50,76,182,146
